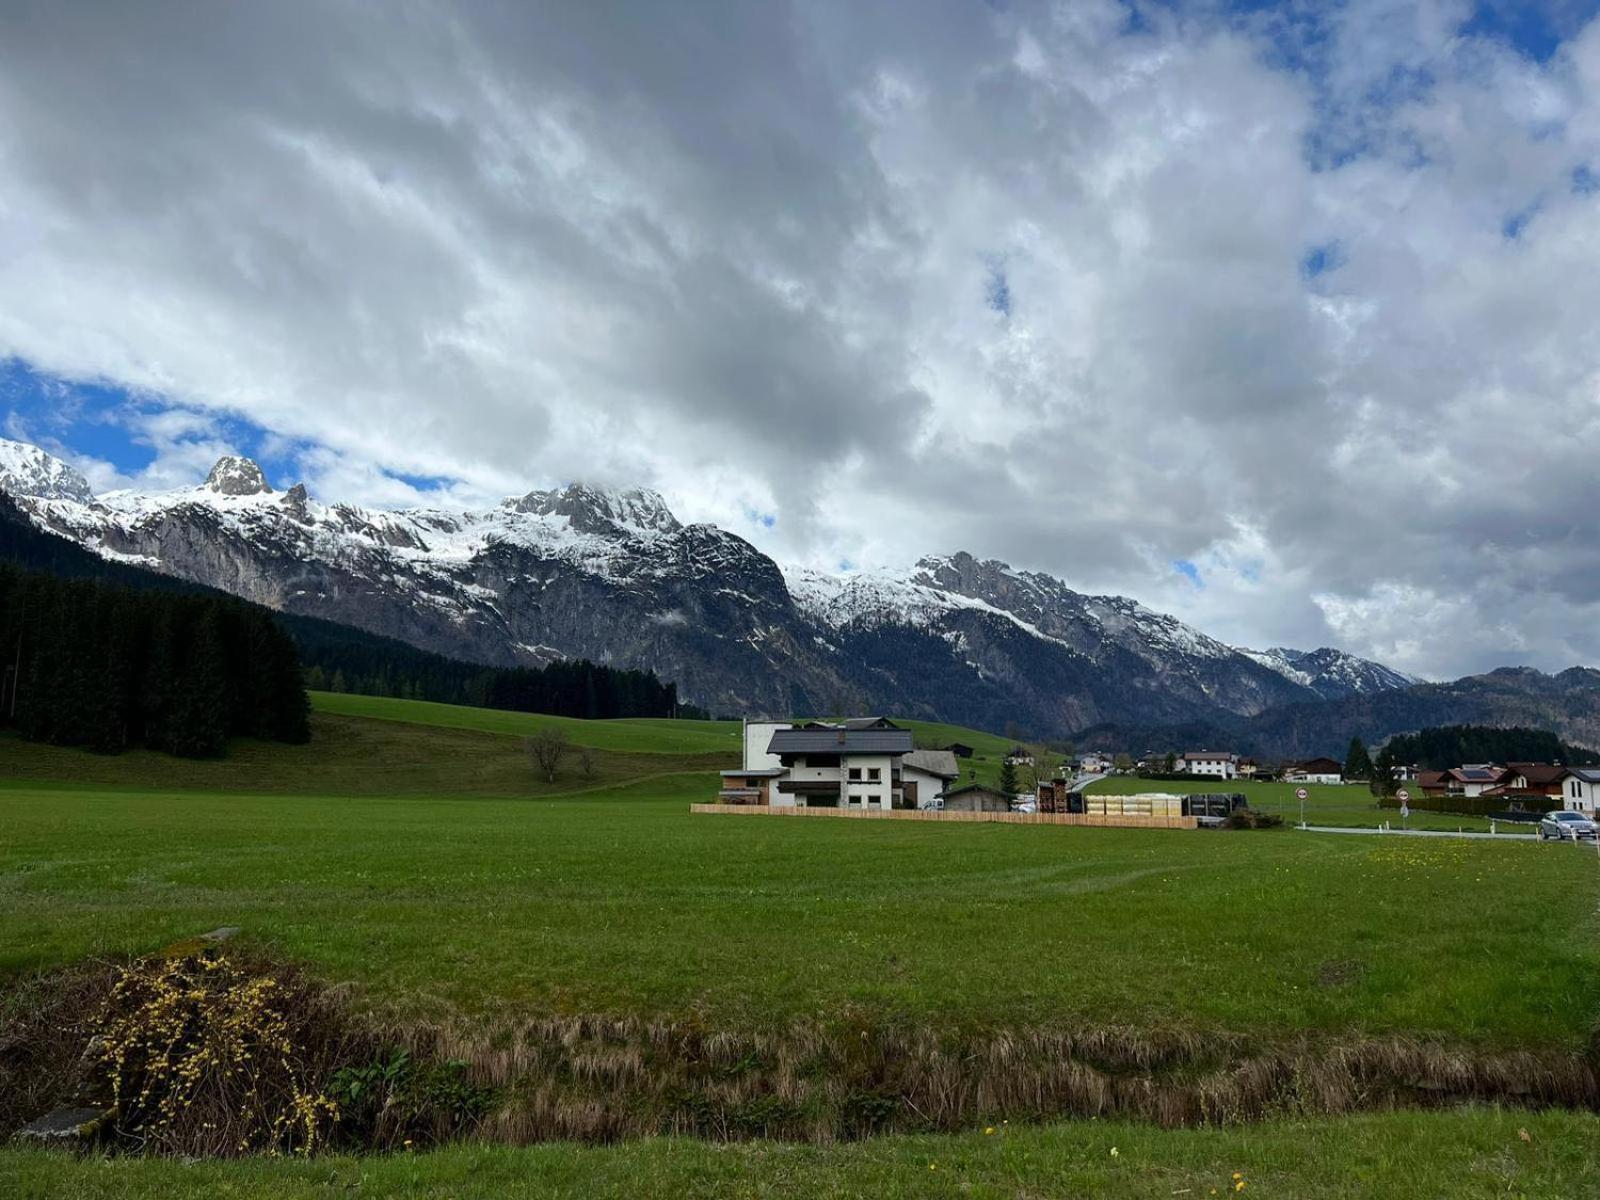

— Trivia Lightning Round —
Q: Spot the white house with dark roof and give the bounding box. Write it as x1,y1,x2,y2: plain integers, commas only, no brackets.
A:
718,718,955,810
1177,750,1238,779
1560,768,1600,813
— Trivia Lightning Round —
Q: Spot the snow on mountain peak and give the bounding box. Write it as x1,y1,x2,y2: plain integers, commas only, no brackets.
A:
505,482,680,537
203,456,273,496
0,438,94,502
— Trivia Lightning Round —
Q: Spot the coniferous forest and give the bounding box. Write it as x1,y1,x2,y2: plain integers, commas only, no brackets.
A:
0,564,310,757
1,494,706,727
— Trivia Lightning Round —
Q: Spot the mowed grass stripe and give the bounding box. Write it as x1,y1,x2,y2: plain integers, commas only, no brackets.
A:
5,1108,1600,1198
3,779,1596,1045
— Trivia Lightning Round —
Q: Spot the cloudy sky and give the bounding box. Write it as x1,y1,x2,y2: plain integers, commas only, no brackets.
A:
2,0,1599,679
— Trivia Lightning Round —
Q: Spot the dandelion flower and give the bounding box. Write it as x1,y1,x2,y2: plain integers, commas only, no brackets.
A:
1110,1147,1119,1157
984,1127,995,1135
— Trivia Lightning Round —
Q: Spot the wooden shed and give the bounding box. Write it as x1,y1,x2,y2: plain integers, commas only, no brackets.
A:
941,784,1013,813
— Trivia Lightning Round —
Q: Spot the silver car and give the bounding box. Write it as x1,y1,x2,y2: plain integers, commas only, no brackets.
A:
1538,810,1598,842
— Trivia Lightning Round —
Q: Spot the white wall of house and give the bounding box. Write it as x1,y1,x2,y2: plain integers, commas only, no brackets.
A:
1181,757,1237,779
843,754,895,809
743,721,790,771
1286,771,1342,785
1562,774,1599,813
901,764,950,807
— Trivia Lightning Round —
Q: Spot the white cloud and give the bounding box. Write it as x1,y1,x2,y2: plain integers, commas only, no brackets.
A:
0,0,1598,678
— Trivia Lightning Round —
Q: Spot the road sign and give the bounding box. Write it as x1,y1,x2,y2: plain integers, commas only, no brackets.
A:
1294,787,1308,801
1396,788,1411,803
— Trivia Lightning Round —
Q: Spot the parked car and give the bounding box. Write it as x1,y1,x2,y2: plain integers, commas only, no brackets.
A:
918,797,944,812
1538,810,1598,842
1010,797,1037,814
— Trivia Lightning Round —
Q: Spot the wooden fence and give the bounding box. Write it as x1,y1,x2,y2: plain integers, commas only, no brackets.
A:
689,804,1197,830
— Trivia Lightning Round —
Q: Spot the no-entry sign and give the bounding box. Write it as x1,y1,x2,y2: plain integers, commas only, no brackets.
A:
1294,787,1308,801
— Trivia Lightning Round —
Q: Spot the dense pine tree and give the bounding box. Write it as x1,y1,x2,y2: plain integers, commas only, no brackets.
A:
0,564,310,758
1344,736,1373,782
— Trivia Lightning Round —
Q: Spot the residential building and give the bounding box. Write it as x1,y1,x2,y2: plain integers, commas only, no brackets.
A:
1003,745,1035,767
1442,765,1512,798
1282,757,1344,785
1237,757,1259,779
717,717,944,810
1177,750,1238,779
1559,768,1600,813
943,742,975,759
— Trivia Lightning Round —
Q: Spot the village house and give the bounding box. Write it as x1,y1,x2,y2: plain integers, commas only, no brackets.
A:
1237,757,1259,778
1003,745,1035,767
1560,768,1600,813
1441,765,1510,798
1282,757,1344,785
717,718,957,810
1177,750,1238,779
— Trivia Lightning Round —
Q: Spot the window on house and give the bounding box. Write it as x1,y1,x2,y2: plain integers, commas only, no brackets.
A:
868,767,881,781
848,768,862,781
867,794,880,804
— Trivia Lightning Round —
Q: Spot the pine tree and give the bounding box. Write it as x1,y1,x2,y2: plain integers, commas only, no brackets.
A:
1345,736,1373,782
999,757,1018,796
1370,744,1397,797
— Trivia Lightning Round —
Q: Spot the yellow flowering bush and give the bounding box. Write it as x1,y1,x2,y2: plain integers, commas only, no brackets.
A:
92,953,342,1157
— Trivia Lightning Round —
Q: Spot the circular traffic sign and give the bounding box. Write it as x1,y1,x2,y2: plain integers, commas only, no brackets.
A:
1294,787,1308,801
1395,788,1411,802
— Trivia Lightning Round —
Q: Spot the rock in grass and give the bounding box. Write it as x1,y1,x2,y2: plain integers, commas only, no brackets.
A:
15,1107,110,1142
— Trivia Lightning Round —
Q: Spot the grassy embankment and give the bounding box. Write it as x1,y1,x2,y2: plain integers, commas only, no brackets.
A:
6,1108,1600,1198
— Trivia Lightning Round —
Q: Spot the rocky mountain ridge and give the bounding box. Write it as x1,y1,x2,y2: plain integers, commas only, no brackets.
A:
0,437,1421,735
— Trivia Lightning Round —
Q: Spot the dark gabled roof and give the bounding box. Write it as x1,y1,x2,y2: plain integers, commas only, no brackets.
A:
1506,763,1566,785
943,783,1011,798
767,727,914,756
1567,767,1600,784
1446,766,1509,783
1288,757,1343,773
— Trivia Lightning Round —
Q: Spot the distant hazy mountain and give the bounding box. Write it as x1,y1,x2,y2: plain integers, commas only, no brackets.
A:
0,437,1422,736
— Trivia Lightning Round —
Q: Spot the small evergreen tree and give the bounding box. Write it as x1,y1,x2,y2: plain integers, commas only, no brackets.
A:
998,757,1018,796
1344,736,1373,782
1370,744,1398,797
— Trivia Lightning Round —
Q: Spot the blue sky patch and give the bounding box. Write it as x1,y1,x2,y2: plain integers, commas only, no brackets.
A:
1172,559,1202,588
984,260,1012,317
1301,241,1345,279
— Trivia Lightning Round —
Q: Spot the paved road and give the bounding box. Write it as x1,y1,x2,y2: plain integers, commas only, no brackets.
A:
1296,823,1537,841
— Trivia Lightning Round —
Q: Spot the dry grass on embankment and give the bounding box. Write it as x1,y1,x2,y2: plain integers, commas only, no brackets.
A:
5,951,1600,1158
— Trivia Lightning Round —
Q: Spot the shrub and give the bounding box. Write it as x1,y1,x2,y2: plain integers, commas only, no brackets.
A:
90,953,345,1156
1222,807,1283,830
329,1049,497,1149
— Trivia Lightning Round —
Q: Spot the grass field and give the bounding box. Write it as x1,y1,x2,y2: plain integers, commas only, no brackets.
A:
5,1108,1599,1198
6,696,1600,1193
4,775,1597,1042
309,691,745,753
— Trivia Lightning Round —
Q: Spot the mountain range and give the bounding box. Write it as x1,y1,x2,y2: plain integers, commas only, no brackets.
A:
3,436,1596,757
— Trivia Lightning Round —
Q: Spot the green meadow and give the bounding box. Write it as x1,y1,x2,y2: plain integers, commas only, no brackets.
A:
6,1108,1600,1199
5,693,1599,1194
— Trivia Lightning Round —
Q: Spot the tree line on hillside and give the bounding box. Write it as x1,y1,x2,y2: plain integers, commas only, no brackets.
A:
300,650,706,720
0,564,309,757
1380,725,1600,771
2,493,710,724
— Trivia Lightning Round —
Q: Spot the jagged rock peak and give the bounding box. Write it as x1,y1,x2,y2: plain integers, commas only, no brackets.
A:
204,456,273,496
0,437,94,502
505,481,681,536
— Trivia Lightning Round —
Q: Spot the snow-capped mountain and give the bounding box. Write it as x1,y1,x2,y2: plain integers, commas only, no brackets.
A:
0,437,1418,733
1238,646,1423,700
